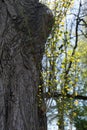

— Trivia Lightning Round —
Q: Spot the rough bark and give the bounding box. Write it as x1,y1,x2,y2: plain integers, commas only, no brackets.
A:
0,0,53,130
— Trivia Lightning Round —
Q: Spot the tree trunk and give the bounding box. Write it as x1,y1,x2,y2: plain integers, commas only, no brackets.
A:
0,0,53,130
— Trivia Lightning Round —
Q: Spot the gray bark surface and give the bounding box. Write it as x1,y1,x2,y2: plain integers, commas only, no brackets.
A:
0,0,53,130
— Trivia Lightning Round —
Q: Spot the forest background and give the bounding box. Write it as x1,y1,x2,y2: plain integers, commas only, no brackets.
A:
39,0,87,129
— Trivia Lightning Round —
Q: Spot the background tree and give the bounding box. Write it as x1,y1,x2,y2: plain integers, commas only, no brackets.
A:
40,0,87,129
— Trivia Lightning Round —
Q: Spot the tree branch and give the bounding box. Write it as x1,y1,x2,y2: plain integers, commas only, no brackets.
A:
44,92,87,100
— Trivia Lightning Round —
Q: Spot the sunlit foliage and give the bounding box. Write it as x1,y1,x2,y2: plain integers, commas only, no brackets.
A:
39,0,87,129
